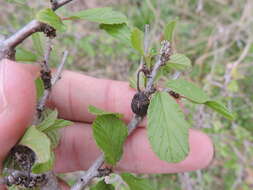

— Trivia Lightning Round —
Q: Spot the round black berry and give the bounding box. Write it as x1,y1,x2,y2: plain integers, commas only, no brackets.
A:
131,92,149,116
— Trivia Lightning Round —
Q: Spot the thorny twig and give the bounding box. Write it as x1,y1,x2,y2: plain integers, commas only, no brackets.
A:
71,41,172,190
35,50,69,190
137,25,150,92
138,24,150,70
37,50,69,118
0,0,74,60
41,38,53,90
36,38,53,119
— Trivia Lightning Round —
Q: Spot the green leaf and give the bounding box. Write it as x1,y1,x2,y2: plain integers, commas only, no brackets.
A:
167,54,191,71
71,7,127,24
15,48,37,62
45,129,60,149
147,92,189,162
88,105,123,118
166,79,209,103
35,77,44,101
19,126,53,173
205,100,235,120
154,64,172,82
37,110,72,132
36,8,66,32
128,74,145,90
121,173,155,190
91,180,115,190
43,119,72,132
32,151,55,174
164,20,176,41
129,77,137,89
32,33,44,56
37,110,58,131
92,115,128,165
131,27,144,55
100,23,131,46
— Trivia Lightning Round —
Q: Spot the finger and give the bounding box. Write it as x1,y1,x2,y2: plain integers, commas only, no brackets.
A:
0,59,36,166
21,65,182,126
44,71,136,123
54,123,213,174
0,185,7,190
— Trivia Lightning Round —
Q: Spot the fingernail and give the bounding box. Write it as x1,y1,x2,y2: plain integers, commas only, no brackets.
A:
0,60,8,114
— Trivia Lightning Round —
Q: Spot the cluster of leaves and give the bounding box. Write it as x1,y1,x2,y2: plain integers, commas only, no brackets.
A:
73,11,234,189
4,75,72,179
4,4,236,190
86,15,234,164
19,110,71,173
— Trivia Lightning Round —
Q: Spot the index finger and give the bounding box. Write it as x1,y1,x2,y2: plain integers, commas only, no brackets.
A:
47,70,137,123
22,64,138,123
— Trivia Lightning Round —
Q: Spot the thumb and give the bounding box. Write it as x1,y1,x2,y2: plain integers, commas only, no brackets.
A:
0,59,36,168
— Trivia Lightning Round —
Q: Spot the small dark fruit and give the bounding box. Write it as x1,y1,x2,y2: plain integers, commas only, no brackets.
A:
131,92,150,116
10,145,36,172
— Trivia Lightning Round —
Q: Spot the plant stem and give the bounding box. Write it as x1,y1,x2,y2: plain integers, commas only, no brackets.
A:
0,0,74,60
71,41,171,190
37,50,69,120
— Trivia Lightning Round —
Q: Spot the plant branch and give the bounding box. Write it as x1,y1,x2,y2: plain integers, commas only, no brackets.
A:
71,41,171,190
0,0,74,60
145,40,171,94
52,0,74,11
0,169,47,188
37,50,69,117
44,38,53,71
2,20,42,50
36,39,53,118
41,171,61,190
0,50,69,189
138,24,150,70
52,50,69,84
36,50,68,190
71,115,143,190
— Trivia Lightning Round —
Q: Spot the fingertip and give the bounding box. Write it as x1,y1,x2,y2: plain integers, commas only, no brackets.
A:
54,123,214,174
117,128,214,173
187,129,214,170
48,71,136,122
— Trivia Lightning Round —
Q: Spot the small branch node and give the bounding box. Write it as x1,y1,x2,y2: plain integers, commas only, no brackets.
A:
96,168,113,178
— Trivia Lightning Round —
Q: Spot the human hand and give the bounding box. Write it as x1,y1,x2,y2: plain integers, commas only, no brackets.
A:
0,59,213,188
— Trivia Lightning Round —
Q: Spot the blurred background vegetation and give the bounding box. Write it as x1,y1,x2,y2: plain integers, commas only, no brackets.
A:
1,0,253,189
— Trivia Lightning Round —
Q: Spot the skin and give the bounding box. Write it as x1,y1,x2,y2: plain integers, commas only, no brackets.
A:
0,59,214,189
